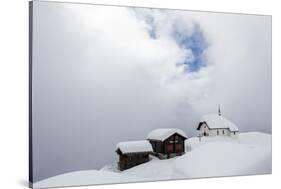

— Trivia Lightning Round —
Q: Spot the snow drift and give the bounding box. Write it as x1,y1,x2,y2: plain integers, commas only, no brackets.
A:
33,132,271,188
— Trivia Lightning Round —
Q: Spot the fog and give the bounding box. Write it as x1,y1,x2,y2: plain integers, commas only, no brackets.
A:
31,1,271,182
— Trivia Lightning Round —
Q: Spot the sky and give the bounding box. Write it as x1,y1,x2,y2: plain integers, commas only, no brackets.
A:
32,1,271,182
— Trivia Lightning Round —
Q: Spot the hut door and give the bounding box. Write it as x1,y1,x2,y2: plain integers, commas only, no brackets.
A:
175,135,182,153
175,143,182,152
167,144,174,153
167,136,176,153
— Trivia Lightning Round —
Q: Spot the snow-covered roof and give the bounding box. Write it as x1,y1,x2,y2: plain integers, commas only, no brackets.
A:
147,128,187,141
116,140,153,154
198,114,239,132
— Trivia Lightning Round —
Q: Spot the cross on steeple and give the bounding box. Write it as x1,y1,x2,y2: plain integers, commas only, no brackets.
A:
218,104,221,116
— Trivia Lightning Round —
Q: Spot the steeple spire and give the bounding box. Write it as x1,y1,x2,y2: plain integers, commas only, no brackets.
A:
218,104,221,116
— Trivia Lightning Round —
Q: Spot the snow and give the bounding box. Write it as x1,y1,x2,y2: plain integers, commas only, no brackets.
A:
116,140,153,154
199,114,239,132
124,132,271,179
32,170,151,188
173,136,271,178
33,132,271,188
147,128,187,141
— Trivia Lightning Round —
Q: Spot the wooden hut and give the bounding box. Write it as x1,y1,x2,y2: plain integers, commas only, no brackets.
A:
147,128,187,159
116,140,153,171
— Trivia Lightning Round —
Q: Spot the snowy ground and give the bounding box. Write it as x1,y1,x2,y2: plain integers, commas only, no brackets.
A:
33,132,272,188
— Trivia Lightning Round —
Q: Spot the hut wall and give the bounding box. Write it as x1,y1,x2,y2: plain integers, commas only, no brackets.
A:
199,124,239,138
163,133,185,155
118,152,150,171
148,133,186,159
149,140,163,154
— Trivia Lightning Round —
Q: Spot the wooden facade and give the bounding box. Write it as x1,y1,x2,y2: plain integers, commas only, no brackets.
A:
116,149,150,171
148,133,187,159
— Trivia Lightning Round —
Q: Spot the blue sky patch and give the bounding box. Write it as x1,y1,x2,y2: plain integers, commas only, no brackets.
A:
172,24,208,72
142,13,209,73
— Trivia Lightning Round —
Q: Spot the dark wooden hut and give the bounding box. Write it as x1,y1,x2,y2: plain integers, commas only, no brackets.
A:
147,128,187,159
116,140,153,171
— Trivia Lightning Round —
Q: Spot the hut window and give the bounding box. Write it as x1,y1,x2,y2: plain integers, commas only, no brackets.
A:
217,130,219,135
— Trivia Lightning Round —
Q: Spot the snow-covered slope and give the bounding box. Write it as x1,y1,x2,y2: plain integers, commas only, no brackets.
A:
33,132,271,188
32,170,152,188
120,132,271,179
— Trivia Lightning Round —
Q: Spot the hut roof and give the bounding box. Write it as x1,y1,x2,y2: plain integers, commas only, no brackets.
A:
147,128,187,141
116,140,153,154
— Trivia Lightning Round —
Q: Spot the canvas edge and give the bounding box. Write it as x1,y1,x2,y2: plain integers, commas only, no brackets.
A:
29,0,34,188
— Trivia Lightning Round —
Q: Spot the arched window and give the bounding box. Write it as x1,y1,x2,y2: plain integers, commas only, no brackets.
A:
217,130,219,135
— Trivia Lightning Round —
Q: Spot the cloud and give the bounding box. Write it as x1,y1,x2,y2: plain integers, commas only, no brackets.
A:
32,1,271,182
